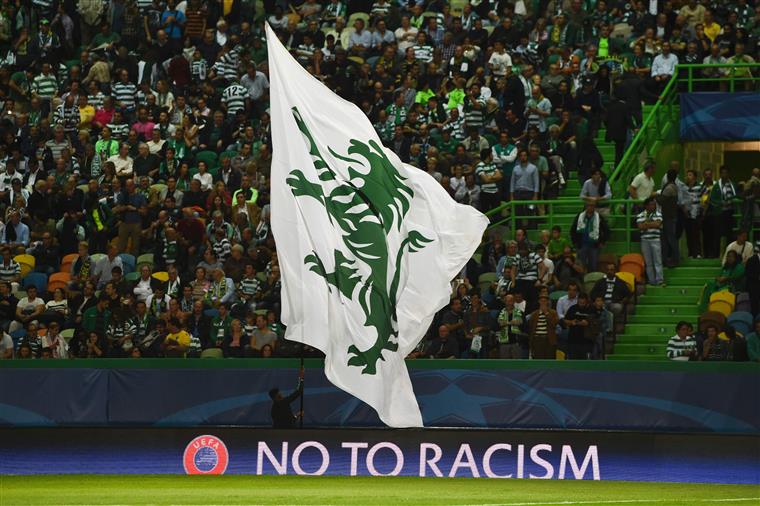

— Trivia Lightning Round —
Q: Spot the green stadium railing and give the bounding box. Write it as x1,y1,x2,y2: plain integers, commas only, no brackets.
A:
608,62,760,198
484,198,641,252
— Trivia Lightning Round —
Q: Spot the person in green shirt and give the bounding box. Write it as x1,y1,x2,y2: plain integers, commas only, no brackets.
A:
699,250,745,311
9,69,33,104
208,302,232,349
548,225,572,262
414,79,435,106
90,21,121,50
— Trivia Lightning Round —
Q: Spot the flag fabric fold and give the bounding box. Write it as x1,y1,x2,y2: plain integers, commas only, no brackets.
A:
266,24,488,428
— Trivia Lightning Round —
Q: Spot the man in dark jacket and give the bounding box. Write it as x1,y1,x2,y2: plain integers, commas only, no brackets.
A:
590,263,631,331
605,93,633,166
570,201,610,272
269,367,304,429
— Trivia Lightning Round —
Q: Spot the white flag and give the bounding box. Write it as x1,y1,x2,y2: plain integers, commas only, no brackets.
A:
267,24,488,427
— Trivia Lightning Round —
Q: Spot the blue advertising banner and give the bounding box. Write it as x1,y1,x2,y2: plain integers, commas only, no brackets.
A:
1,428,759,484
680,92,760,141
1,364,758,433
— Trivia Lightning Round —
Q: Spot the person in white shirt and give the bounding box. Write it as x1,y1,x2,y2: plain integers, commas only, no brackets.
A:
192,161,214,191
629,161,656,201
394,15,418,55
488,41,512,79
107,143,134,178
651,42,678,89
723,229,755,264
666,321,698,361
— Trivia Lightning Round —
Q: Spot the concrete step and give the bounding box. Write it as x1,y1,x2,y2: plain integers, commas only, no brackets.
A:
635,304,699,317
616,333,670,344
626,314,693,325
644,285,703,298
614,343,667,356
624,322,682,337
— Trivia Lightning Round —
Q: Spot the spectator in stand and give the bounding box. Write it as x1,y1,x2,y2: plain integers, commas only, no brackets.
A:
706,166,739,257
683,169,703,259
629,161,656,202
564,293,595,360
667,321,698,361
570,201,610,272
746,241,760,316
659,169,681,268
637,197,664,286
722,229,754,265
590,264,631,331
527,294,559,360
497,293,525,359
425,325,458,359
698,250,745,312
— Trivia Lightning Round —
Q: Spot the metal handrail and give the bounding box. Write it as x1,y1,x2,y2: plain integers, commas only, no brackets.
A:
485,198,642,251
608,62,760,197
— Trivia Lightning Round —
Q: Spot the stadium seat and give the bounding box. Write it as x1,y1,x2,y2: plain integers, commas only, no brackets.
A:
735,293,751,313
15,254,35,269
136,253,154,272
22,273,47,294
699,311,726,333
583,272,605,294
200,348,224,359
16,254,35,279
125,272,140,282
255,272,267,282
60,328,75,342
616,271,635,293
150,183,167,195
152,271,169,282
60,254,78,275
48,272,71,293
219,150,237,161
347,12,369,26
549,290,566,307
727,311,753,336
708,300,733,318
255,309,268,317
204,309,219,319
119,254,136,274
620,253,645,283
195,150,219,169
90,253,106,265
18,262,34,280
708,291,736,317
478,273,497,294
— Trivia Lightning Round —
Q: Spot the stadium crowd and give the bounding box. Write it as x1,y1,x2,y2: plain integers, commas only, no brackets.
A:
0,0,758,360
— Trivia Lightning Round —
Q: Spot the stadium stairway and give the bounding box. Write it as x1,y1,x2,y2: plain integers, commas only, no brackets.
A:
523,127,641,258
609,258,721,361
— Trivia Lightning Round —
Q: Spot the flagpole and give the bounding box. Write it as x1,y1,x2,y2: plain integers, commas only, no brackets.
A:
299,343,305,429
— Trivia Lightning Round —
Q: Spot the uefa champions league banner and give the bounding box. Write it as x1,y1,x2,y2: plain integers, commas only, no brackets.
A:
1,428,758,484
680,92,760,141
1,364,758,433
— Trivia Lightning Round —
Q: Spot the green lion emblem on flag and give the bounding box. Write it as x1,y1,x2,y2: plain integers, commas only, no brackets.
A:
286,107,432,375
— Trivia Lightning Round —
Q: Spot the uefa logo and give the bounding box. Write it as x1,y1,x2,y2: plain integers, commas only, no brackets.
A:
183,435,230,475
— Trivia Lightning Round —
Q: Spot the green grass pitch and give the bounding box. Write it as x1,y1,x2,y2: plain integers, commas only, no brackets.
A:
1,475,758,505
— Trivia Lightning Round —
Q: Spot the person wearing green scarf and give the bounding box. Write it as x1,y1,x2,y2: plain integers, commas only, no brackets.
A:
699,250,745,312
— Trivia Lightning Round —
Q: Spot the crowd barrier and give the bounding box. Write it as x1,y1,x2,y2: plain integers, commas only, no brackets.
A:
1,359,758,433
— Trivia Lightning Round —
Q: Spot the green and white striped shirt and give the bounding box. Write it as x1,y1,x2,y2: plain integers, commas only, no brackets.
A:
667,335,696,361
33,74,58,99
412,44,434,63
223,84,248,114
475,162,500,194
636,210,662,241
